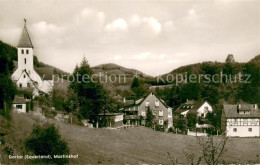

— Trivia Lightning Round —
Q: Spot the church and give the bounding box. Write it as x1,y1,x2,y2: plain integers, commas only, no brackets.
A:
12,20,54,100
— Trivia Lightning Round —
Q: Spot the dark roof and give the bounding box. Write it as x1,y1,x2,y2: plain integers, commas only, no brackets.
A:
175,100,205,114
124,100,135,106
35,67,53,80
137,92,169,108
17,87,34,93
96,113,123,116
223,104,260,118
17,25,33,48
13,95,26,104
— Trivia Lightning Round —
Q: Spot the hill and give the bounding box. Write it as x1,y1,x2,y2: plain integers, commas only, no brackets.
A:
1,112,260,164
92,63,153,96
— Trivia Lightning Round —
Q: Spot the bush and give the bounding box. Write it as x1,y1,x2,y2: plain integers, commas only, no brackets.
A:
25,123,69,165
168,127,174,133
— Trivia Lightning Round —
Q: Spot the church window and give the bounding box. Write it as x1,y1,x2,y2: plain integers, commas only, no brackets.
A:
21,49,24,54
24,58,26,64
26,49,29,54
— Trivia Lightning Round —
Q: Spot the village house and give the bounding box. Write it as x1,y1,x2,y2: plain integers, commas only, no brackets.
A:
96,113,124,128
175,100,213,118
12,20,54,100
221,103,260,137
123,92,173,128
13,95,27,113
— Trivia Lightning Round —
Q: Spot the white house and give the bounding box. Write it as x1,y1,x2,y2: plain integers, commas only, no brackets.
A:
13,95,27,113
12,20,53,97
176,100,213,118
222,103,260,137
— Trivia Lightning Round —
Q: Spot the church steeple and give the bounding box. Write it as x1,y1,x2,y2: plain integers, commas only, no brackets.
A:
17,19,33,48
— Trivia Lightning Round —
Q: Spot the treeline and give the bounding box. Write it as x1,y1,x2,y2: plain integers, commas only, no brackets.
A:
0,41,17,119
153,59,260,110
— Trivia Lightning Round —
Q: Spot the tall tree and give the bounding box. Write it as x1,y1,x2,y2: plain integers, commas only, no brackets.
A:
145,106,154,128
66,57,108,123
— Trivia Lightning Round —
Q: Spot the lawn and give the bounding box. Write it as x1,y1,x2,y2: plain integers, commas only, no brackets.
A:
1,112,260,164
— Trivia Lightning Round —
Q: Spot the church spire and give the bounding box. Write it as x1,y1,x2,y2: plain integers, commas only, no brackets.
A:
17,19,33,48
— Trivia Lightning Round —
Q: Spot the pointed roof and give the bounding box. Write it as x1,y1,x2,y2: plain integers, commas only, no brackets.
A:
17,19,33,48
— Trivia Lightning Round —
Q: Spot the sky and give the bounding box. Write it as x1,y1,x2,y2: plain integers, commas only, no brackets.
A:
0,0,259,76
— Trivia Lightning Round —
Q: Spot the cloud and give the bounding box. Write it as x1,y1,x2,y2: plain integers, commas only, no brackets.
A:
114,55,123,61
105,18,128,31
129,15,162,35
32,21,65,34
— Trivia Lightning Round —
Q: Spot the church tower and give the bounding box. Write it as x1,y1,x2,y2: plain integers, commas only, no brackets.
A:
17,19,34,75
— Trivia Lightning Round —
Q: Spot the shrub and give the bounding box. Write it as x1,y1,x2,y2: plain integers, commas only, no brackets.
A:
25,123,69,165
168,127,174,133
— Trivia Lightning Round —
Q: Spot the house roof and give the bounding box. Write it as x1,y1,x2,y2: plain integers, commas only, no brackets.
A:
35,67,53,80
130,92,169,108
13,95,26,104
17,24,33,48
124,100,135,106
175,100,205,114
17,87,34,93
96,113,123,116
223,104,260,118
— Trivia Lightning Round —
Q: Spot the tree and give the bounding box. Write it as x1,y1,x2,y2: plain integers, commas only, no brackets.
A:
176,116,186,132
186,112,197,128
206,105,223,134
196,135,228,165
66,57,109,124
25,123,69,165
145,106,154,128
131,77,140,88
0,51,16,119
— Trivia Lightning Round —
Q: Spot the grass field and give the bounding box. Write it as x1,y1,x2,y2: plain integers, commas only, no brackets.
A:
1,112,260,164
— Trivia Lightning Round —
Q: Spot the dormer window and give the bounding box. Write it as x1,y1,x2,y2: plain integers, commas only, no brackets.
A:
155,100,159,107
145,101,150,107
21,49,24,54
26,49,29,54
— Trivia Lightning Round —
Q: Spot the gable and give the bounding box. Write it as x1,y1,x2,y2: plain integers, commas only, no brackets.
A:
139,92,168,109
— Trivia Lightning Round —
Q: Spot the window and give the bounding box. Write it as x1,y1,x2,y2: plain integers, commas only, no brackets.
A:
248,128,252,132
159,110,163,116
26,49,29,54
201,113,205,118
19,83,22,88
159,119,163,125
27,83,30,87
21,49,24,54
155,100,159,107
16,105,23,109
145,101,150,107
205,106,209,111
24,74,26,78
24,58,26,64
233,128,237,132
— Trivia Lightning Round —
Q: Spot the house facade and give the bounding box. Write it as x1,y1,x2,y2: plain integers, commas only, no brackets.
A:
123,92,173,128
13,95,27,113
12,20,53,98
176,100,213,118
222,104,260,137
